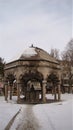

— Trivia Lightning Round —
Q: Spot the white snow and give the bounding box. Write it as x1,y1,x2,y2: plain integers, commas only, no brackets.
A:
0,94,73,130
7,47,37,63
0,96,21,130
21,47,37,57
33,97,73,130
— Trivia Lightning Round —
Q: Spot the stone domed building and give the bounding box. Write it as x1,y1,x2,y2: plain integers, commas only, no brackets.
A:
4,46,61,103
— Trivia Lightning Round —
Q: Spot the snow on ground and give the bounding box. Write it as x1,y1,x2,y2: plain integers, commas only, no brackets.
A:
33,95,73,130
0,96,22,130
0,94,73,130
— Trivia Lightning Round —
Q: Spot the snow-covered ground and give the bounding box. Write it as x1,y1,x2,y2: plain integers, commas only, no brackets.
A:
0,96,22,130
0,94,73,130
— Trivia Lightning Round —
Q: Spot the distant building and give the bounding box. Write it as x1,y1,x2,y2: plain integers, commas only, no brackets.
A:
60,60,73,93
0,76,4,95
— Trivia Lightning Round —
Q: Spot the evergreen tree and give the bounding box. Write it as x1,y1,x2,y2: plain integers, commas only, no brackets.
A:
0,57,5,77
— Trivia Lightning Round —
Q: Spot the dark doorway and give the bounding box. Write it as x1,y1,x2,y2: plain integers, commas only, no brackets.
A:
20,71,43,103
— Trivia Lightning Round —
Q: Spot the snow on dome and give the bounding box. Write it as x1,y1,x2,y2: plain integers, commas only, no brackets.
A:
20,47,37,58
7,47,37,63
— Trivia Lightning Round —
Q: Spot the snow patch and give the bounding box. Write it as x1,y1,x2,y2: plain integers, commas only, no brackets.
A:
21,47,37,57
7,47,37,63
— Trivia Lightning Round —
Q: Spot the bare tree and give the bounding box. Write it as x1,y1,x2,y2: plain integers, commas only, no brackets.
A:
50,48,60,60
62,39,73,64
61,39,73,93
47,73,60,100
0,57,5,77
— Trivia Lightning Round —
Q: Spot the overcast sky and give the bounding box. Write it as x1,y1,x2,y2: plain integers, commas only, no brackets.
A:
0,0,72,62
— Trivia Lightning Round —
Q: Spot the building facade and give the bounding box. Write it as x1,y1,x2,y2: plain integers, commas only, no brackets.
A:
4,46,61,103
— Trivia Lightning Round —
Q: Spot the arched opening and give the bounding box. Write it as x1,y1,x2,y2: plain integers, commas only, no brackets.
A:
46,73,60,101
5,73,16,100
61,74,73,93
19,71,43,103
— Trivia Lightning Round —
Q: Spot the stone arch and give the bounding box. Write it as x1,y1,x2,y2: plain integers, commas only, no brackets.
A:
46,72,60,100
47,72,59,84
18,71,44,103
20,71,43,83
46,73,59,90
4,73,17,100
5,73,16,85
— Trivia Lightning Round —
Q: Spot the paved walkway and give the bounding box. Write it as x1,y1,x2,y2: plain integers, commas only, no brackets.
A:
14,105,40,130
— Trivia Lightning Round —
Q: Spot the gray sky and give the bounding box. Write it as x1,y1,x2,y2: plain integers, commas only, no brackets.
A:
0,0,72,62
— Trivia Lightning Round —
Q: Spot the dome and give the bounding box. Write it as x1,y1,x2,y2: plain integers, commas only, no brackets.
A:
20,47,37,59
8,46,58,64
19,47,58,63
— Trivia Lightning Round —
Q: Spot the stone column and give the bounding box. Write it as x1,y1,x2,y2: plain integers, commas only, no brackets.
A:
58,84,61,101
17,82,21,103
9,85,13,100
5,83,8,101
54,86,57,101
42,80,46,103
